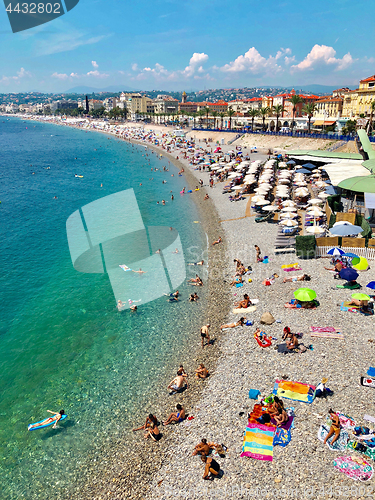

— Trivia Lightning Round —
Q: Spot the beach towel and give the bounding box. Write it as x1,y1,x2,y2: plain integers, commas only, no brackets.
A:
310,332,344,339
273,427,291,447
281,263,300,269
347,441,375,461
273,379,315,404
340,301,359,313
233,306,256,314
310,326,337,333
241,422,275,461
283,267,302,272
333,456,373,482
337,413,356,429
318,425,349,451
271,415,294,431
336,283,362,289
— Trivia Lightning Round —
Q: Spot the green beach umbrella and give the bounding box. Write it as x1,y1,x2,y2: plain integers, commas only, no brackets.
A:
351,293,370,301
338,175,375,193
293,288,317,301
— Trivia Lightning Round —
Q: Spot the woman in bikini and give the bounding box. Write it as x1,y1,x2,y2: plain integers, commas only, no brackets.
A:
283,274,311,283
324,410,341,445
28,410,65,430
220,317,246,330
163,404,185,426
234,294,251,309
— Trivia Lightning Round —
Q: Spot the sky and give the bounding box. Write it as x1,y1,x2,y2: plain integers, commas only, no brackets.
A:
0,0,375,93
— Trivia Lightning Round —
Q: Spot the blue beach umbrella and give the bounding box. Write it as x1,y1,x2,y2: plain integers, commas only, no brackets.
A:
330,224,363,236
343,252,359,259
366,281,375,290
339,268,359,282
286,160,296,165
327,247,345,256
295,168,312,175
302,163,316,170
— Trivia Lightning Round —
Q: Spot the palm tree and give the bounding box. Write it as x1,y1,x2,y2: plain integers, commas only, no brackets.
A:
272,104,284,132
191,112,197,129
259,107,270,131
198,109,205,128
367,101,375,135
205,106,210,129
212,110,218,129
248,109,259,131
302,102,316,134
219,112,225,129
227,107,235,130
288,94,304,133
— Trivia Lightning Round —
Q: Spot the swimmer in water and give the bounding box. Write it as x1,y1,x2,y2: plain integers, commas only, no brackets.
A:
173,248,179,254
28,410,65,430
188,260,204,266
132,268,146,274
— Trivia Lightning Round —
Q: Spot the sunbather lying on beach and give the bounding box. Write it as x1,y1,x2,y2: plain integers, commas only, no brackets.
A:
283,274,311,283
234,294,252,309
347,298,374,315
163,404,185,426
285,299,317,309
324,262,344,274
188,274,203,286
195,364,209,379
212,236,222,245
229,275,243,287
220,317,246,329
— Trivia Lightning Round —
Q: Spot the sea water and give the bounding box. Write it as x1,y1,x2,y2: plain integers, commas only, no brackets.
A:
0,118,207,498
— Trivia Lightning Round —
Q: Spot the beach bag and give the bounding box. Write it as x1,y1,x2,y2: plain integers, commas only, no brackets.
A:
260,312,275,325
352,441,367,453
354,426,370,436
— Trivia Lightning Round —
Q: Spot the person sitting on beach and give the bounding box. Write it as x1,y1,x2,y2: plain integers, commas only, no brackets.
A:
144,422,162,442
281,326,291,341
229,275,243,287
204,194,209,200
212,236,222,245
28,410,65,430
189,292,199,301
192,438,211,456
283,274,311,283
267,396,284,416
132,413,158,432
324,410,341,446
200,324,211,348
274,407,289,427
286,332,299,350
254,328,272,346
201,455,221,480
234,294,251,309
167,373,187,393
220,317,246,330
324,261,344,275
254,245,262,262
188,260,204,266
195,364,209,379
163,404,185,426
234,264,246,277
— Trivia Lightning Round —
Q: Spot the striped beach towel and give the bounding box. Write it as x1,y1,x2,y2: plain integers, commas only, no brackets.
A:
273,379,315,404
241,422,276,461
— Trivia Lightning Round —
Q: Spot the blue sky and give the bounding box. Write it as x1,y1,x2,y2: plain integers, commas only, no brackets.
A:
0,0,374,93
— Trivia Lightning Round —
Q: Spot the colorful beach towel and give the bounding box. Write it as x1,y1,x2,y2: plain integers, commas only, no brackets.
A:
337,412,356,429
241,422,275,461
273,427,291,447
347,441,375,462
310,332,344,339
273,379,315,404
318,425,349,451
281,263,300,270
310,326,337,333
333,456,373,482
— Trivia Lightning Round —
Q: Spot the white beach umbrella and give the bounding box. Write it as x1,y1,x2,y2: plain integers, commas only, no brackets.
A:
233,185,243,191
312,168,320,173
251,195,266,203
228,173,240,178
281,206,297,212
256,199,270,206
278,179,290,185
295,181,308,186
280,219,298,227
316,181,328,188
308,198,324,205
306,207,324,217
295,188,309,197
280,212,298,219
282,200,296,207
259,182,272,189
312,173,321,178
244,179,256,185
306,226,325,234
278,162,288,168
262,205,279,211
318,192,330,199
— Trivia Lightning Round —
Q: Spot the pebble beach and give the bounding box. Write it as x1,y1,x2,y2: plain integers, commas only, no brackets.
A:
12,116,375,499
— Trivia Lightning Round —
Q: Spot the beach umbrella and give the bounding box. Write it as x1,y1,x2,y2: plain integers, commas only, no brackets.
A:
294,288,317,301
306,208,324,217
281,206,297,212
251,195,266,203
234,186,243,190
333,221,352,227
330,224,363,236
306,226,325,234
280,219,298,226
295,188,309,196
312,169,320,173
339,268,359,281
318,192,330,199
308,198,323,205
244,179,256,185
312,173,321,178
256,199,270,206
295,181,308,186
344,252,359,259
262,205,278,211
280,212,298,219
316,181,328,188
259,182,272,189
302,163,316,170
352,257,369,271
327,247,345,256
282,200,296,207
351,293,370,301
286,160,296,165
366,281,375,289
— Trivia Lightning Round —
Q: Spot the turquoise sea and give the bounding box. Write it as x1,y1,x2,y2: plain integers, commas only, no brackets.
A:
0,118,207,498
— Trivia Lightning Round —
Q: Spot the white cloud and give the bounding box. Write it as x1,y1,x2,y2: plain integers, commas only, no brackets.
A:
92,61,99,68
86,70,109,78
182,52,209,77
284,55,296,65
275,48,292,60
221,47,282,74
0,67,32,84
51,72,69,80
36,30,111,56
131,63,138,72
291,44,353,72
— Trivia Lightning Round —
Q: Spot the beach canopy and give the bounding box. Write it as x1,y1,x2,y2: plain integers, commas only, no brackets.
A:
296,168,312,175
286,160,296,165
256,199,270,206
352,256,368,271
351,293,370,301
318,192,330,199
294,288,316,301
252,195,266,203
330,224,363,236
306,207,324,216
339,268,359,281
327,247,345,256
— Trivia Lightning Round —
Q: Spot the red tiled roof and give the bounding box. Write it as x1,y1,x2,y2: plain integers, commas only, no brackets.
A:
360,75,375,83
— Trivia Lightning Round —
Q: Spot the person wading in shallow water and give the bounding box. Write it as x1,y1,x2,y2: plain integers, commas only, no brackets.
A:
200,324,211,348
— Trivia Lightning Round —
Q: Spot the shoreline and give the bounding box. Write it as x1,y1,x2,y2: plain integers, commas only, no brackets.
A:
7,114,231,499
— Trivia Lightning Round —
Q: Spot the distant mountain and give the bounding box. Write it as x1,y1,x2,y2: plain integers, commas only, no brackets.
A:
63,85,135,94
293,84,357,95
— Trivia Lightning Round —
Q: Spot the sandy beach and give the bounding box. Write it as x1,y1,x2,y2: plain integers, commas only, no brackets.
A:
10,115,375,499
